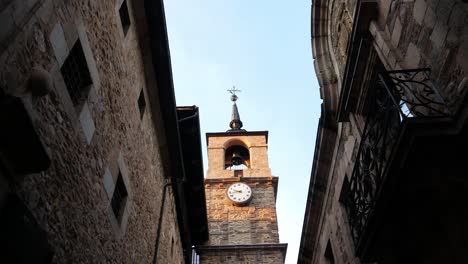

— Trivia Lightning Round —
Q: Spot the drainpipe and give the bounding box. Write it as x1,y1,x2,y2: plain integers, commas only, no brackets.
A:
153,107,198,263
152,181,172,264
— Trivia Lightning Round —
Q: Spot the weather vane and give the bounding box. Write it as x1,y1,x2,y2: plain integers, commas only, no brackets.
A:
227,86,241,102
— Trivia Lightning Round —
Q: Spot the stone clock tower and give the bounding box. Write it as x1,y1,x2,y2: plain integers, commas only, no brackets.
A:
196,89,287,263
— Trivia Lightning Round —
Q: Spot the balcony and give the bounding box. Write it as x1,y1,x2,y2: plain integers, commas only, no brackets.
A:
344,68,468,262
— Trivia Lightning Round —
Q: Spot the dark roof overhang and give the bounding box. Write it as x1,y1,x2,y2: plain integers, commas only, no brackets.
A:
143,1,208,262
177,106,209,244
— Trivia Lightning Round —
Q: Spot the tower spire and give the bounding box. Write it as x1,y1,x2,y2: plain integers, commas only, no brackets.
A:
227,86,246,132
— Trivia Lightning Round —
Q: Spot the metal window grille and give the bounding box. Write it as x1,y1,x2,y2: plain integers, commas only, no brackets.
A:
346,68,452,247
60,41,92,107
119,0,131,35
111,171,128,220
138,89,146,119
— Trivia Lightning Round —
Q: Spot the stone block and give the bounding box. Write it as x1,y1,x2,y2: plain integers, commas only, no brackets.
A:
446,27,458,45
49,22,69,67
448,3,465,31
103,168,115,200
391,17,402,48
11,0,38,25
430,20,448,48
435,1,454,24
404,42,421,68
426,0,439,9
413,0,427,25
423,6,436,29
0,5,15,44
79,102,95,144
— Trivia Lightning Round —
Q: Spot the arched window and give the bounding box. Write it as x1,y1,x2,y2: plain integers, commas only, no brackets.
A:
224,145,250,170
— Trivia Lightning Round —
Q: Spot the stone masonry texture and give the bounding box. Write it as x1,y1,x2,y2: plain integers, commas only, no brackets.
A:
0,0,184,263
200,248,285,264
204,181,280,246
302,0,468,263
202,132,286,263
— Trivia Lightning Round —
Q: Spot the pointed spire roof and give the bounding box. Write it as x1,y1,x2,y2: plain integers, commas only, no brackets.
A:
227,86,246,132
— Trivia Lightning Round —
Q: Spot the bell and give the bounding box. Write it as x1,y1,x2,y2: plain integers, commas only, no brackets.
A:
231,152,243,166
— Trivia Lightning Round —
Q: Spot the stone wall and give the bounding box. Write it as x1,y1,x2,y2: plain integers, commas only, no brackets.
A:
206,134,272,178
307,0,468,263
0,0,184,263
204,179,279,246
200,248,285,264
371,0,468,110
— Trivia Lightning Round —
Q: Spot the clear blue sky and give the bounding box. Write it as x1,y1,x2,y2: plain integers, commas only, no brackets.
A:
163,1,321,263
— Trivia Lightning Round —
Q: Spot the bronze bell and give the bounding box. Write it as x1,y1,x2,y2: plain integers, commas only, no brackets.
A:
231,152,244,166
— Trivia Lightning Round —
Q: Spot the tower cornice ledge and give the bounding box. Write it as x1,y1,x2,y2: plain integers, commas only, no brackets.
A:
206,131,268,142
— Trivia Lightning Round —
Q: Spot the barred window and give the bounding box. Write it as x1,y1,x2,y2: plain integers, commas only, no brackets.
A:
60,41,92,107
111,171,128,221
119,0,131,35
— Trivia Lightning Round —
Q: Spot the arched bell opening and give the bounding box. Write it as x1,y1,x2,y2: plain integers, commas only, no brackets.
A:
224,145,250,170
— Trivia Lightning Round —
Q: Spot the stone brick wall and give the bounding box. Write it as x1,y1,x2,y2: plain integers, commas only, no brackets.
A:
206,134,272,178
370,0,468,110
200,248,285,264
306,0,468,263
0,0,184,263
204,179,279,246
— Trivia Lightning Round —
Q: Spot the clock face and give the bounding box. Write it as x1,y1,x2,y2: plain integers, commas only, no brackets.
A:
227,182,252,205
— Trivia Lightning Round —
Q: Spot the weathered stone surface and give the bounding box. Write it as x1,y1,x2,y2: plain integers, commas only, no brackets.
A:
413,0,427,25
301,0,468,263
0,0,185,263
200,249,285,264
203,131,286,262
206,134,272,178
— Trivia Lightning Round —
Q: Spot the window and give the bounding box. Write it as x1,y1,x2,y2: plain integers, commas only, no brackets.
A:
119,0,131,35
339,175,351,206
138,89,146,119
60,40,92,108
324,240,335,264
111,171,128,221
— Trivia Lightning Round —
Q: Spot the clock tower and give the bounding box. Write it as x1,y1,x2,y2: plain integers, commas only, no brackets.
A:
195,89,287,263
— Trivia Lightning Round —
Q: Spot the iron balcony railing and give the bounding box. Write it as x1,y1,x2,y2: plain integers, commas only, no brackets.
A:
345,68,451,246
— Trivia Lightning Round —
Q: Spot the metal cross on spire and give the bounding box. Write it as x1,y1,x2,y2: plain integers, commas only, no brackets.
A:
226,86,245,132
227,86,241,102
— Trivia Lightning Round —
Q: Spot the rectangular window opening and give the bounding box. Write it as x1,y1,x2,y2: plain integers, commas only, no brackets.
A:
138,89,146,120
339,175,351,206
111,170,128,221
60,40,92,108
119,0,131,35
324,240,335,264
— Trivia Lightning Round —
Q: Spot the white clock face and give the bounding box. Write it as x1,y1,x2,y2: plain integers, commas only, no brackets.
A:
227,183,252,205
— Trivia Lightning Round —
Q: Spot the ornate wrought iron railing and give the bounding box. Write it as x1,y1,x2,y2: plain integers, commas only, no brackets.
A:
346,68,451,246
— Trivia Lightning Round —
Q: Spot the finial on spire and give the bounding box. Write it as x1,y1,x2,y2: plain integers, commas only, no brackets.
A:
227,86,241,102
227,86,245,132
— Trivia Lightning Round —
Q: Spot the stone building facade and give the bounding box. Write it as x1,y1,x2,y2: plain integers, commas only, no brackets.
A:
299,0,468,263
0,0,207,263
195,95,287,263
